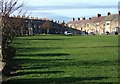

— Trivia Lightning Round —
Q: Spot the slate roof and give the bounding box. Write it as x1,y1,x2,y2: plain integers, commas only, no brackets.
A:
67,14,118,25
105,14,119,21
92,16,106,23
67,16,106,24
67,19,92,24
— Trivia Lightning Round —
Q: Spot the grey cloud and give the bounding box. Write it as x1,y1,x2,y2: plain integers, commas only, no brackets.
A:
33,12,54,15
30,11,71,22
25,2,118,22
25,3,117,11
47,15,72,22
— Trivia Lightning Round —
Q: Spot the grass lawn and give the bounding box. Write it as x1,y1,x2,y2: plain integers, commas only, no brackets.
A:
6,35,119,84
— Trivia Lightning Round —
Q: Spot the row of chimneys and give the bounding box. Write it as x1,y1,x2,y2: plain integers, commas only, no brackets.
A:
10,15,54,21
72,12,113,21
73,17,86,21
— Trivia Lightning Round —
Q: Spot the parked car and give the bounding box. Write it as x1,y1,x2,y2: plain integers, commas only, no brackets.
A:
64,31,73,35
89,32,95,35
106,31,110,35
110,31,118,35
81,31,85,35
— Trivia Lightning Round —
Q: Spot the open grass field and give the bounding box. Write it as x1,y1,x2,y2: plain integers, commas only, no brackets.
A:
6,35,118,84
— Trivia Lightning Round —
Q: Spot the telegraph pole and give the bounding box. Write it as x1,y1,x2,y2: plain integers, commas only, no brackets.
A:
0,16,2,60
0,16,2,83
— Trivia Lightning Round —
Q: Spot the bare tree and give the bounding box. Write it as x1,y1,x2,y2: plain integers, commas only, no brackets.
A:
0,0,26,60
42,21,54,29
42,21,54,34
0,0,24,16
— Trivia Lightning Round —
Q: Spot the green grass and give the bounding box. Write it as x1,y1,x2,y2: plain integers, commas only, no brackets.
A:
7,35,119,84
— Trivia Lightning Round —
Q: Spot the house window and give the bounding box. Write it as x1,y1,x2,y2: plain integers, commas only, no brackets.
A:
96,23,100,26
87,24,89,27
84,24,86,27
106,23,110,25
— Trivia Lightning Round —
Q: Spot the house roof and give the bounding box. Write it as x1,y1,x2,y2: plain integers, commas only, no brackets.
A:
67,14,118,25
67,16,106,24
92,16,106,23
67,19,92,24
105,14,119,21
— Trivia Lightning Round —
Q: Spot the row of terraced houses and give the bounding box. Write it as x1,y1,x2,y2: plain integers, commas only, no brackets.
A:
0,12,120,36
67,12,120,35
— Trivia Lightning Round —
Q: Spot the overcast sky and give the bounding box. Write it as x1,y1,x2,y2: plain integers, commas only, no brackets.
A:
23,0,119,22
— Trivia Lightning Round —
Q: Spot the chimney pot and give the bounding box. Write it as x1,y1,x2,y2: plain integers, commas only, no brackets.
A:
78,18,80,20
97,14,101,17
83,17,85,20
107,12,111,16
119,11,120,15
89,18,91,20
73,18,75,21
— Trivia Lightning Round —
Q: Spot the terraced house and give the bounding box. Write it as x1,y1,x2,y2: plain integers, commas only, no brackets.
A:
105,14,119,33
2,16,69,35
67,13,119,35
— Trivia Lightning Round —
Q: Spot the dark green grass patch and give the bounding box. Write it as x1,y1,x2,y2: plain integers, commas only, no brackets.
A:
6,35,119,84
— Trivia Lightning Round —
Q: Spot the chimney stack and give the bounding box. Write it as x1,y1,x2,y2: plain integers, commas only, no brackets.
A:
80,17,83,20
119,11,120,15
62,20,65,24
107,12,111,16
89,18,92,20
73,18,75,21
97,13,101,17
83,17,85,20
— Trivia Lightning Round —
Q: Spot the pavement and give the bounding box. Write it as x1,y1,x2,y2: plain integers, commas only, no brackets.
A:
0,47,6,83
0,61,6,83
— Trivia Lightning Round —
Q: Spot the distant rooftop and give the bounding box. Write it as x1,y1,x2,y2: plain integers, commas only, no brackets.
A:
67,13,119,24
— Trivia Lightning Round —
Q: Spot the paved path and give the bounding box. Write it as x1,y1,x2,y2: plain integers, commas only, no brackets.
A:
0,46,6,83
0,62,2,84
0,46,3,71
0,61,5,83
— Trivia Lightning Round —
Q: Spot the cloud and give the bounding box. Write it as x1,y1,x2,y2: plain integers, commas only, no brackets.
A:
25,2,117,11
24,2,118,22
47,15,72,22
30,11,71,22
32,11,54,15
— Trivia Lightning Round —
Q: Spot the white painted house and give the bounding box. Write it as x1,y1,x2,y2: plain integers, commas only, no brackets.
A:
105,14,119,33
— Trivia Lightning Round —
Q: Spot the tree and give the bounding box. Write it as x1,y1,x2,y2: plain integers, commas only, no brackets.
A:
0,0,25,60
42,21,54,29
42,21,54,34
0,0,24,16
